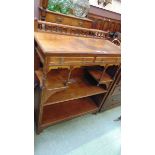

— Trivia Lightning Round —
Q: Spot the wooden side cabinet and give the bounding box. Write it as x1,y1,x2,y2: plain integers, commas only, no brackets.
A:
34,21,121,133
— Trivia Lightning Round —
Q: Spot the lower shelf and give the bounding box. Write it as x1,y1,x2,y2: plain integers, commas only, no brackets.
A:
41,97,98,128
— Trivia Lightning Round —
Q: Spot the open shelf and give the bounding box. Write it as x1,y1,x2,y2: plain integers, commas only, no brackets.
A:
35,69,68,90
45,75,107,106
41,97,98,127
87,69,113,84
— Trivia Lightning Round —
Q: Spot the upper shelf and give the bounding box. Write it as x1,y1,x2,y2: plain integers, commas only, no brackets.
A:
35,68,107,106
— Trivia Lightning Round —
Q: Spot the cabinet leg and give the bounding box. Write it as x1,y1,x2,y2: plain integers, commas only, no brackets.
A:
36,127,43,135
92,111,97,115
114,116,121,121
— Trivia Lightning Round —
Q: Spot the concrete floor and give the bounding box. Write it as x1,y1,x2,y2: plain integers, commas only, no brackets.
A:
34,106,121,155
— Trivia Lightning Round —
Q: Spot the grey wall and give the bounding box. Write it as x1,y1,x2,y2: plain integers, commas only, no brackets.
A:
34,0,40,19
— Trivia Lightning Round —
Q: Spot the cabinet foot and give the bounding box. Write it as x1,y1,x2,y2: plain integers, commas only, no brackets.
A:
36,127,43,134
92,112,97,115
114,116,121,121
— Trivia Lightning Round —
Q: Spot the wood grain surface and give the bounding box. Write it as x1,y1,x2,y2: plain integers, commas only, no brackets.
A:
34,32,121,56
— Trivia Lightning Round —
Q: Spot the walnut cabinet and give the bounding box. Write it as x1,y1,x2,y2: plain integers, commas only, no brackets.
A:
34,20,121,133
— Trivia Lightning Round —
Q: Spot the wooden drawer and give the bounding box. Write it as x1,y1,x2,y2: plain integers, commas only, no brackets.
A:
71,19,92,28
48,56,120,66
48,57,94,65
95,57,120,65
44,10,92,28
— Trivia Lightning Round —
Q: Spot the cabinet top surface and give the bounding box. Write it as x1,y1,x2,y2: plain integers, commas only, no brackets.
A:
34,32,121,56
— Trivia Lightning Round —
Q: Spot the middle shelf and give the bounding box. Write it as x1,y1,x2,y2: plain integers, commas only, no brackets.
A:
35,68,107,106
45,73,107,106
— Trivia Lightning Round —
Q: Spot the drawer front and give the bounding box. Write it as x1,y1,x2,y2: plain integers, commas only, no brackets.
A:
48,57,94,66
71,19,92,28
95,57,120,65
46,13,66,24
45,12,92,28
63,57,94,64
48,57,120,66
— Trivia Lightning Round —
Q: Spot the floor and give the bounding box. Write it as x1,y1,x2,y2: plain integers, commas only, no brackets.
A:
34,106,121,155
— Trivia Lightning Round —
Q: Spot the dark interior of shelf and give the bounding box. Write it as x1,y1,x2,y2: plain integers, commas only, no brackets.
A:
45,68,107,105
42,97,98,126
106,65,119,78
91,93,105,107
